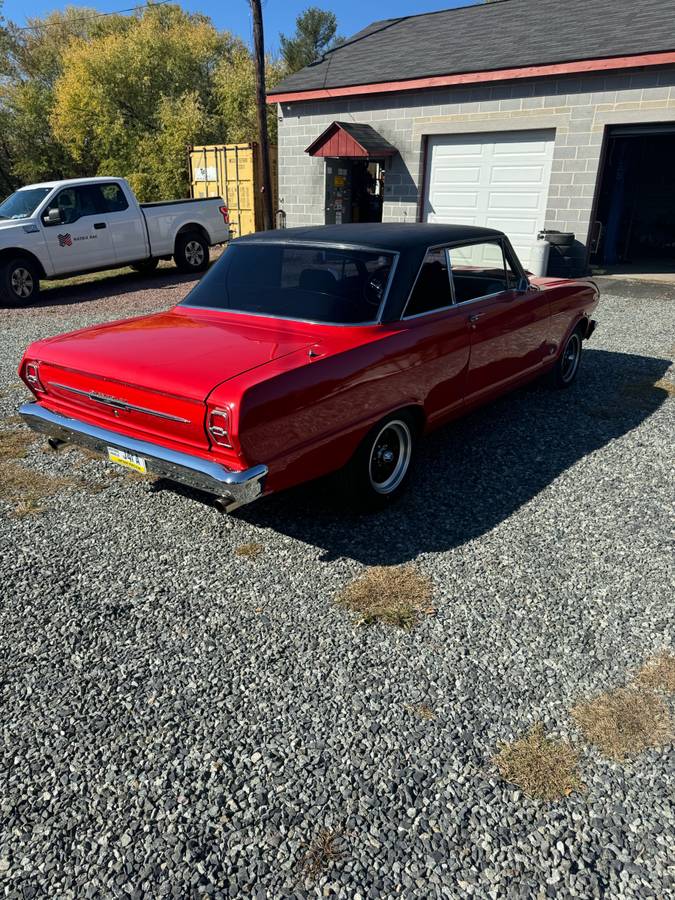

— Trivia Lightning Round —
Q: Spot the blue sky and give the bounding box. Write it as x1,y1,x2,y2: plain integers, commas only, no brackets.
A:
2,0,476,54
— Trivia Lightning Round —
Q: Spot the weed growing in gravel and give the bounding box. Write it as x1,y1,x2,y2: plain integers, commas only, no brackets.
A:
636,652,675,693
234,542,265,558
493,724,584,800
0,426,34,460
571,687,673,760
404,702,436,720
302,828,347,880
336,565,433,628
652,377,675,397
0,461,70,517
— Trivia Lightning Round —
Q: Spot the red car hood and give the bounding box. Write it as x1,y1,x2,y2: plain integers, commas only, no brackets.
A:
32,306,315,400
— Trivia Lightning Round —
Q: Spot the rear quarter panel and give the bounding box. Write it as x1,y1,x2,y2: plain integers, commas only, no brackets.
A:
216,318,469,494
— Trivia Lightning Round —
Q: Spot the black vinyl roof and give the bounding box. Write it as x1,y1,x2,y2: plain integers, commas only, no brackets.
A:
237,223,504,252
270,0,673,95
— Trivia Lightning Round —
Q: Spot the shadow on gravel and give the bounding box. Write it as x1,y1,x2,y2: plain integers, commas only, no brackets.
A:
228,348,672,564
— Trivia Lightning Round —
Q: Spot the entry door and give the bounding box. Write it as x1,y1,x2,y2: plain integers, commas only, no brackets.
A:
324,159,352,224
424,129,555,269
41,185,116,273
449,240,549,400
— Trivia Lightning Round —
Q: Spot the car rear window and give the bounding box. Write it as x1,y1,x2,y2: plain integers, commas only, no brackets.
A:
181,243,395,324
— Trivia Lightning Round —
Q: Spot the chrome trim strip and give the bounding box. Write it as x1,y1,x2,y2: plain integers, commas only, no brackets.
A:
179,305,385,329
47,382,191,424
19,402,267,511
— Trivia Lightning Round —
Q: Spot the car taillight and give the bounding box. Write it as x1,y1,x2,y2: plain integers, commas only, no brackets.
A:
24,361,45,393
207,408,233,448
219,205,229,224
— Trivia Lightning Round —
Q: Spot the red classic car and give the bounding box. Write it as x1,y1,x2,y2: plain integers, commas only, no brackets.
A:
19,224,598,511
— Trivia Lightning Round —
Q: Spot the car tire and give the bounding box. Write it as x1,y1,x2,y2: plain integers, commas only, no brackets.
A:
174,232,209,273
340,410,418,511
551,324,585,388
131,258,159,275
0,256,40,306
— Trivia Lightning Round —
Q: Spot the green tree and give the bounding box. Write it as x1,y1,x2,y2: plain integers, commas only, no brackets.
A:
279,7,341,74
0,3,286,200
0,7,104,187
215,44,283,145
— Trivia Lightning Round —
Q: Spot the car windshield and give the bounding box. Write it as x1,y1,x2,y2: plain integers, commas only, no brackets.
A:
181,243,396,324
0,187,51,220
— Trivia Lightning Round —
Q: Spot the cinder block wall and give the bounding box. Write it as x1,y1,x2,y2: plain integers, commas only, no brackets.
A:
276,66,675,264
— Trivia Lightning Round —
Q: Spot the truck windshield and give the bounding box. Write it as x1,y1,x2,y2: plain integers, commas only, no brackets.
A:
181,242,396,324
0,187,51,220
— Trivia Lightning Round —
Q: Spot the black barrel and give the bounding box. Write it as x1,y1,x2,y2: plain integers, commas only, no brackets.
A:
538,230,576,276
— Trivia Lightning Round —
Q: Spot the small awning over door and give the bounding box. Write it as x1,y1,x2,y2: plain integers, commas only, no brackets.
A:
305,121,397,158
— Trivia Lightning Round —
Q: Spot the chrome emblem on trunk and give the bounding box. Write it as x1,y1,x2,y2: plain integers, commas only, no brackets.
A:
47,382,191,424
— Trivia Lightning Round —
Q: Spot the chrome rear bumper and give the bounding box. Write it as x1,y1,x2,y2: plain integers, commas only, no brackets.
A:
19,402,267,512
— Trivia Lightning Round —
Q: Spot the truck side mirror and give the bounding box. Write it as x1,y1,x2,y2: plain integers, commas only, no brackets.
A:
43,208,62,226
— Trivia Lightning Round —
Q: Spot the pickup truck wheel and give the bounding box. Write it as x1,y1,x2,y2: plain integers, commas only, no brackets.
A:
131,259,159,275
551,325,584,388
341,412,417,510
1,257,40,306
175,232,209,273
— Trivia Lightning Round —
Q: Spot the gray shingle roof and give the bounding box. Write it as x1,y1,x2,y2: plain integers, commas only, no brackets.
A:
270,0,674,95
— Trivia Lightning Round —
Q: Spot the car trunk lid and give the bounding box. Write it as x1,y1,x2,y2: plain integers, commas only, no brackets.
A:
34,308,314,450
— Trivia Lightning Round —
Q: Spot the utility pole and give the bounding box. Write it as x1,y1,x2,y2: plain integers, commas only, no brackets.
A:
250,0,274,230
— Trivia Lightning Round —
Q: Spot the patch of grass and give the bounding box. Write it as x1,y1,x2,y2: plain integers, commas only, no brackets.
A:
620,377,675,406
301,828,347,880
41,266,137,291
493,724,584,801
234,541,265,559
653,378,675,397
636,652,675,694
571,687,673,760
404,702,436,720
336,565,434,628
0,460,71,517
0,426,34,461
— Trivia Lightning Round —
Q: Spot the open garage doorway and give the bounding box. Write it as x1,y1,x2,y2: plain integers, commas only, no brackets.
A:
591,125,675,275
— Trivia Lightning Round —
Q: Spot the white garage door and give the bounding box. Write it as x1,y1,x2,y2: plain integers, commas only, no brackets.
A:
423,129,555,268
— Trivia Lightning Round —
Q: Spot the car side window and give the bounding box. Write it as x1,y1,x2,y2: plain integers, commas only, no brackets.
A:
404,247,453,317
51,186,99,224
449,241,515,303
98,183,129,213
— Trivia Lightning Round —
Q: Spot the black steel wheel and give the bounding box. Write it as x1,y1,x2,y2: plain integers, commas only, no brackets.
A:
340,410,418,510
551,325,584,388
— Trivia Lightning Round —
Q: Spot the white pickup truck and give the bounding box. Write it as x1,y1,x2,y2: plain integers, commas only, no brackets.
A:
0,176,231,304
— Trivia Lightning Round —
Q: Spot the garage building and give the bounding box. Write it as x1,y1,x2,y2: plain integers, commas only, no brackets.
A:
268,0,675,274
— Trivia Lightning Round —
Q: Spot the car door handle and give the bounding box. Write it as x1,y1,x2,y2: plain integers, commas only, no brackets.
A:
468,313,483,328
93,222,107,230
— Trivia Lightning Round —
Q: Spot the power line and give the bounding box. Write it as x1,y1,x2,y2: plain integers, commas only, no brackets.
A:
12,0,171,33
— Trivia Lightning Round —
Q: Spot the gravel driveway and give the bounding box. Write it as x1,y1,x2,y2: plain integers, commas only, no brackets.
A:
1,270,674,899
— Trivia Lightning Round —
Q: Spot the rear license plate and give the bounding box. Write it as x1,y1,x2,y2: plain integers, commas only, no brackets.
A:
107,446,147,474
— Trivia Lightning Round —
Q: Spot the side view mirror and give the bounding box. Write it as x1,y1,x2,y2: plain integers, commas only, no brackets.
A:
517,276,531,292
43,208,62,226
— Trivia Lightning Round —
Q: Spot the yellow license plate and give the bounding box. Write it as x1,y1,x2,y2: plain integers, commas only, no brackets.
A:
107,447,147,474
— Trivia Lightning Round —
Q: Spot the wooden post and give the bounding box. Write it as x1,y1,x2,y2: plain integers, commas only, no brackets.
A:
250,0,274,230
